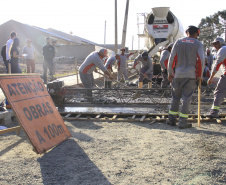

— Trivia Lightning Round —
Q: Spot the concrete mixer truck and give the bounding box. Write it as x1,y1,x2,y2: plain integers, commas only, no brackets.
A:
134,7,184,81
139,7,184,56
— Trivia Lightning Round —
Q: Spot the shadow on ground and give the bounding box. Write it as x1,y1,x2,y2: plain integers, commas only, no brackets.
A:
38,139,111,185
131,121,226,136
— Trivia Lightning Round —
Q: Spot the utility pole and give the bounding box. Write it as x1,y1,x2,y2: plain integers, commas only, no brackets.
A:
121,0,129,49
132,35,134,51
104,20,106,47
114,0,118,55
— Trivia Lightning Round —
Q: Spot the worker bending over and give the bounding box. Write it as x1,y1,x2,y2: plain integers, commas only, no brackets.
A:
167,25,205,129
206,37,226,118
159,43,173,88
132,51,153,88
118,48,135,85
104,54,120,88
79,49,112,98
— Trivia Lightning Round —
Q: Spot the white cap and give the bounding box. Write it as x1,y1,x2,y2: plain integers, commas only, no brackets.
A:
212,37,225,46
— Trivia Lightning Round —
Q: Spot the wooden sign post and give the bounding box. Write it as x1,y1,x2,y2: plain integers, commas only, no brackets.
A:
0,74,71,154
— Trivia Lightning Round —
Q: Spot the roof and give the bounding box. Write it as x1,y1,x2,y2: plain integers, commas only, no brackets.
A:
32,26,73,42
47,28,98,45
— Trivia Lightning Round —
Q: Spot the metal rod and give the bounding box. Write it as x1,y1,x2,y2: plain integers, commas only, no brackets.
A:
115,0,118,54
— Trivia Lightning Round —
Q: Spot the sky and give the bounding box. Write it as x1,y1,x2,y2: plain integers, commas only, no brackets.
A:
0,0,225,50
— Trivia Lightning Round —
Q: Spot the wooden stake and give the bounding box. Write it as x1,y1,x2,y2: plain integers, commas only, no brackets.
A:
8,63,11,74
198,79,201,127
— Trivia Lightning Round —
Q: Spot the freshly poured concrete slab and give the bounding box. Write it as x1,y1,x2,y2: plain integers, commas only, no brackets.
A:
57,106,165,114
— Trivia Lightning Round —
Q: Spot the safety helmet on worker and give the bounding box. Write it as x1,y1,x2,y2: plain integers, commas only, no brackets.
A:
185,25,200,36
211,37,225,47
142,51,148,60
99,48,108,58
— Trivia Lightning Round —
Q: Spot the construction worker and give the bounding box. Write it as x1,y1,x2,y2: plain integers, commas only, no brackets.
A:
167,25,205,129
79,49,112,98
132,51,153,88
159,43,173,88
104,54,120,88
117,48,135,85
42,37,55,84
203,63,211,82
206,49,213,70
206,37,226,118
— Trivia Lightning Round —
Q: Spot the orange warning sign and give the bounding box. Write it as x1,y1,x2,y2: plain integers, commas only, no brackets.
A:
0,75,71,154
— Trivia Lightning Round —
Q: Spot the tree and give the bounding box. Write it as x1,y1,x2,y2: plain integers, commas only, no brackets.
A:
198,10,226,48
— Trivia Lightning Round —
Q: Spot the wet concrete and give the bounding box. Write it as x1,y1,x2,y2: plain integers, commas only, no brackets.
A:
57,106,164,114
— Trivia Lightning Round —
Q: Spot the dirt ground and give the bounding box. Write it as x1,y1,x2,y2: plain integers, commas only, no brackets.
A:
0,61,226,185
0,117,226,185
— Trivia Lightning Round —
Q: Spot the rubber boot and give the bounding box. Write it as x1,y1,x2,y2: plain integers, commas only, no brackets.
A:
104,80,108,89
178,117,192,129
148,82,152,89
138,82,143,88
206,109,219,118
108,81,112,89
86,89,92,100
166,114,177,126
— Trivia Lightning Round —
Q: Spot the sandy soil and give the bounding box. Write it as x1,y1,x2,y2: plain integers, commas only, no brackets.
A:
0,61,226,185
0,117,226,184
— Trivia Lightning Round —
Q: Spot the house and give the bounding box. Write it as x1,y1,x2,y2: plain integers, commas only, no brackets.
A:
0,20,104,61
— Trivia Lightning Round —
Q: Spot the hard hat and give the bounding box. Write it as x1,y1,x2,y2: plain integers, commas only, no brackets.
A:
120,48,125,51
212,37,225,46
185,25,200,36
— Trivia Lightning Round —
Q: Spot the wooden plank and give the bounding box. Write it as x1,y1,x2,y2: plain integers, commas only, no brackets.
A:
95,114,101,119
216,119,222,124
112,115,117,119
0,126,21,135
75,114,81,118
60,112,226,123
140,115,146,122
156,116,161,120
65,114,72,118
